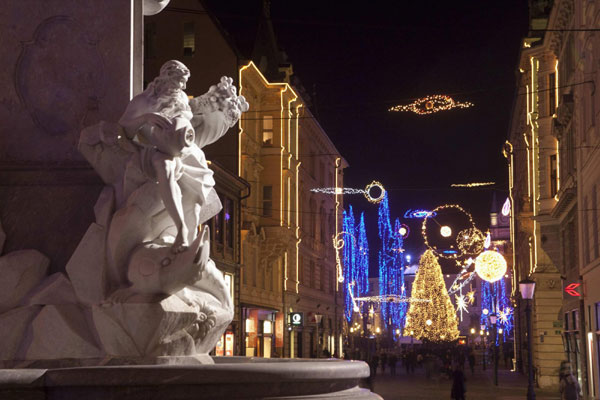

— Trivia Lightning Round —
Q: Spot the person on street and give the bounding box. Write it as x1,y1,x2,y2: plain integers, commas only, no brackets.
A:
467,348,475,375
450,364,467,400
380,352,387,375
388,353,397,376
559,370,582,400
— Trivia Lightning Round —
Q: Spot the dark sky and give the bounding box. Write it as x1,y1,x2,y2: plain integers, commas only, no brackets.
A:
204,0,529,272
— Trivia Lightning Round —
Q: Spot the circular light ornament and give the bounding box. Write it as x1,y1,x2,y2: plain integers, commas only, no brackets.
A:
398,224,410,238
422,204,476,259
363,181,386,204
440,226,452,237
482,308,489,315
474,250,507,283
456,227,485,255
426,319,433,326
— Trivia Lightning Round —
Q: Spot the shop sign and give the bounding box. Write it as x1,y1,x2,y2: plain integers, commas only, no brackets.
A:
565,283,581,297
290,312,303,326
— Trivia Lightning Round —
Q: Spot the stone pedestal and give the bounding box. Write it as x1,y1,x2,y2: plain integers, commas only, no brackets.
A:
0,358,381,400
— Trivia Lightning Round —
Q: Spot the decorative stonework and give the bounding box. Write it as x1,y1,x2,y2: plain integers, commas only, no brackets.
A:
15,16,106,136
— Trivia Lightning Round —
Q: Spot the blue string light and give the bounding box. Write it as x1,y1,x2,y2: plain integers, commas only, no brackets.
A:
356,212,370,297
342,207,357,322
377,194,407,333
480,276,513,344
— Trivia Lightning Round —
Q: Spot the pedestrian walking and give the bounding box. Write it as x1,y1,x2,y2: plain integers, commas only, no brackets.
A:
380,352,387,375
370,354,379,376
388,353,397,376
467,349,475,375
450,364,467,400
559,369,581,400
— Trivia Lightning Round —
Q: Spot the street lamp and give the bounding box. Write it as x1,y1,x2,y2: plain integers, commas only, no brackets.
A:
480,323,487,371
489,313,498,386
519,278,536,400
315,314,323,358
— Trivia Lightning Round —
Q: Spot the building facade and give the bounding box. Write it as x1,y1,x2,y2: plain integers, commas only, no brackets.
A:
239,61,345,358
505,1,600,395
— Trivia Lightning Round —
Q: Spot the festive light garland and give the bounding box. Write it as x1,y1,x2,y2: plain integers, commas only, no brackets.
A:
456,227,485,255
450,182,495,188
354,295,431,303
311,181,386,204
480,278,513,343
356,213,370,297
377,194,407,331
341,208,357,321
422,204,477,260
311,187,364,195
501,197,511,216
364,181,386,204
404,250,460,341
404,209,437,219
388,95,473,115
474,250,507,283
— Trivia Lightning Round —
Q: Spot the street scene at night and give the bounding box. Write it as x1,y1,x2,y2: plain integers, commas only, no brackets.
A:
0,0,597,399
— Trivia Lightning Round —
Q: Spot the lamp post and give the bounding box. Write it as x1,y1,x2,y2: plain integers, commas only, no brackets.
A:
490,313,498,386
519,278,536,400
480,324,487,371
315,314,323,358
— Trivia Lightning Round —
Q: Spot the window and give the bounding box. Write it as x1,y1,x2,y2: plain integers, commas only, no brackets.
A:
263,186,273,217
549,72,556,116
225,197,234,249
262,116,273,145
183,22,195,57
594,185,599,260
550,154,558,197
214,208,223,245
310,260,315,288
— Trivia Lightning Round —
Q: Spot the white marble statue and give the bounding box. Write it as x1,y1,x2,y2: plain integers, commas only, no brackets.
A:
0,61,249,366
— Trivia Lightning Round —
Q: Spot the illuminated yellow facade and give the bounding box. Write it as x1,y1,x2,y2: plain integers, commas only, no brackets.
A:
239,62,346,358
506,0,579,390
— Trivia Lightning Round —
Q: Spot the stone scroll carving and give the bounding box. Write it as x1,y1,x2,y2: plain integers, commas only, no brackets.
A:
0,61,248,366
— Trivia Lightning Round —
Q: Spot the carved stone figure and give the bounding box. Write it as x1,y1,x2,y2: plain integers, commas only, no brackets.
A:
0,61,248,366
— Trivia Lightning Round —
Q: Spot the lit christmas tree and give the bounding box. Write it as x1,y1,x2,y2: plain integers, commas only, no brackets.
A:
404,250,459,341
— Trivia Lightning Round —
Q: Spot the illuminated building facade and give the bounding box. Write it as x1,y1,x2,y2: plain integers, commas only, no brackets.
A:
239,60,346,358
503,0,600,392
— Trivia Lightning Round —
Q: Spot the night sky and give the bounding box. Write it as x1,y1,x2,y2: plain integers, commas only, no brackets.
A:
204,0,530,273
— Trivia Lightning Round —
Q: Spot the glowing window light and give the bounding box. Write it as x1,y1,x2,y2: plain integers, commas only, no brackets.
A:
501,198,511,216
475,251,507,283
440,226,452,237
388,95,473,115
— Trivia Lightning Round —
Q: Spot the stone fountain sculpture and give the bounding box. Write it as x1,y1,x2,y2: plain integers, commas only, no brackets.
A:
0,60,249,366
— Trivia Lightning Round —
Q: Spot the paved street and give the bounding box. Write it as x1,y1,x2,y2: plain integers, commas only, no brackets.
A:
364,361,561,400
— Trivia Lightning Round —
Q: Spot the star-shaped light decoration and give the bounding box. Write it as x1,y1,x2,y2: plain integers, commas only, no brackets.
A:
499,307,512,324
466,290,476,305
455,293,469,321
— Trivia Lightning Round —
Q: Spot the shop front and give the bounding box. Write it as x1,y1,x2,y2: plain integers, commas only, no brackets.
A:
242,306,284,357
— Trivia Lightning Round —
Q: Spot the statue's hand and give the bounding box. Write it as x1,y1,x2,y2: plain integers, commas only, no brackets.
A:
145,113,171,129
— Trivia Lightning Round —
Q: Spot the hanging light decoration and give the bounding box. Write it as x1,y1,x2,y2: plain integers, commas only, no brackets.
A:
474,250,507,282
456,227,485,255
364,180,386,204
388,95,473,115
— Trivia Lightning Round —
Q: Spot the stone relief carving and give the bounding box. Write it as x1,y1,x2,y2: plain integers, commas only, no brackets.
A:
15,16,106,137
0,61,248,366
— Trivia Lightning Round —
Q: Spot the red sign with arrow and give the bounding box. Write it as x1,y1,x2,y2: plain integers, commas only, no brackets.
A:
565,283,581,297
